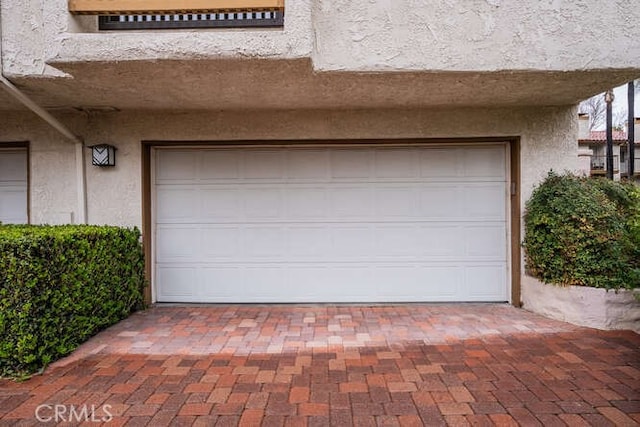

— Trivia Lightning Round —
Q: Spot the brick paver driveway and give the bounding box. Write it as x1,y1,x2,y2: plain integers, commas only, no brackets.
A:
1,304,639,426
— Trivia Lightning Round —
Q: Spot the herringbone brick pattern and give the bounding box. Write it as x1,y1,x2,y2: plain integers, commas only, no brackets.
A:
0,304,638,426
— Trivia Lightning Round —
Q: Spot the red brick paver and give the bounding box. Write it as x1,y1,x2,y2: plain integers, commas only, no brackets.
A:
0,304,638,425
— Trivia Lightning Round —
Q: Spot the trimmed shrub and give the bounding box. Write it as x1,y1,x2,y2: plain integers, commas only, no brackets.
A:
523,172,640,290
0,225,146,376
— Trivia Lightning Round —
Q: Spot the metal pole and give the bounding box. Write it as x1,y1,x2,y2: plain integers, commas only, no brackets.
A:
629,81,635,179
605,90,614,180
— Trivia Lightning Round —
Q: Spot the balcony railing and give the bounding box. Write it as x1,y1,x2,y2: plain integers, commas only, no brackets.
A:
590,155,619,175
69,0,284,30
68,0,284,14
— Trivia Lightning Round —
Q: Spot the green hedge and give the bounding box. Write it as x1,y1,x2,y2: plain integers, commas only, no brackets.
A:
523,172,640,290
0,225,146,376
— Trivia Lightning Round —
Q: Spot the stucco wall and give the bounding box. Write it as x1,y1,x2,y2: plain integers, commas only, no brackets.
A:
2,0,639,76
2,1,638,113
311,0,640,72
0,111,80,224
1,106,577,227
1,0,314,77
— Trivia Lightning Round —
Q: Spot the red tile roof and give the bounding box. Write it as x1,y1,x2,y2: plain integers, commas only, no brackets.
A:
580,130,627,142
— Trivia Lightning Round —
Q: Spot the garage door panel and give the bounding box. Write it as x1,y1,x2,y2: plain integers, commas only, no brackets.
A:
330,187,374,218
375,187,418,217
285,268,336,298
167,264,475,302
199,268,244,298
464,225,507,258
463,146,505,178
0,187,28,223
330,150,372,178
245,151,285,179
287,150,330,179
286,227,332,258
419,226,461,256
156,188,198,222
0,150,28,225
156,151,197,182
374,149,419,178
374,226,423,256
201,227,241,258
201,188,241,219
200,150,240,180
462,184,506,220
420,149,460,178
373,266,460,299
244,227,286,258
464,265,507,299
156,226,199,261
419,186,461,218
373,266,421,297
154,146,509,303
0,152,27,181
415,266,460,298
244,188,282,219
287,267,373,301
285,187,327,218
242,267,285,297
156,267,197,299
331,226,375,258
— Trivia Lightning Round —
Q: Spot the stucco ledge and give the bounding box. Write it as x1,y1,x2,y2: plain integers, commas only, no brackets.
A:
521,275,640,333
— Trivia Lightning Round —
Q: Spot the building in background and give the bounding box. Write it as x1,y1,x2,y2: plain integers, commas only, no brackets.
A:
577,114,640,180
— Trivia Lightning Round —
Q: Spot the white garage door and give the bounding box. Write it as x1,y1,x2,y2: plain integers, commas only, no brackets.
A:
154,145,508,303
0,150,28,224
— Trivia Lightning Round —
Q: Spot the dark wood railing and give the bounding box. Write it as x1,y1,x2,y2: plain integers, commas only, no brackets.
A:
69,0,284,15
590,155,619,175
69,0,285,30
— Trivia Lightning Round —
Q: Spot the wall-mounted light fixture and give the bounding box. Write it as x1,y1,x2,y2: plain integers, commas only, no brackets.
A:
90,144,117,167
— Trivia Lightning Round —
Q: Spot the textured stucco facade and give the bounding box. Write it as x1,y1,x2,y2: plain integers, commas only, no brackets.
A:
1,112,80,225
311,0,640,72
1,1,639,110
2,0,639,75
2,106,578,227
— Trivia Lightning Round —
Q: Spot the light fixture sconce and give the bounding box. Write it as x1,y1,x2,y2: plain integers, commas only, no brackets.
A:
90,144,117,167
604,89,615,104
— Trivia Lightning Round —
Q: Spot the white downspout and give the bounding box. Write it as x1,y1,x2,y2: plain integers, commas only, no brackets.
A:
74,140,88,224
